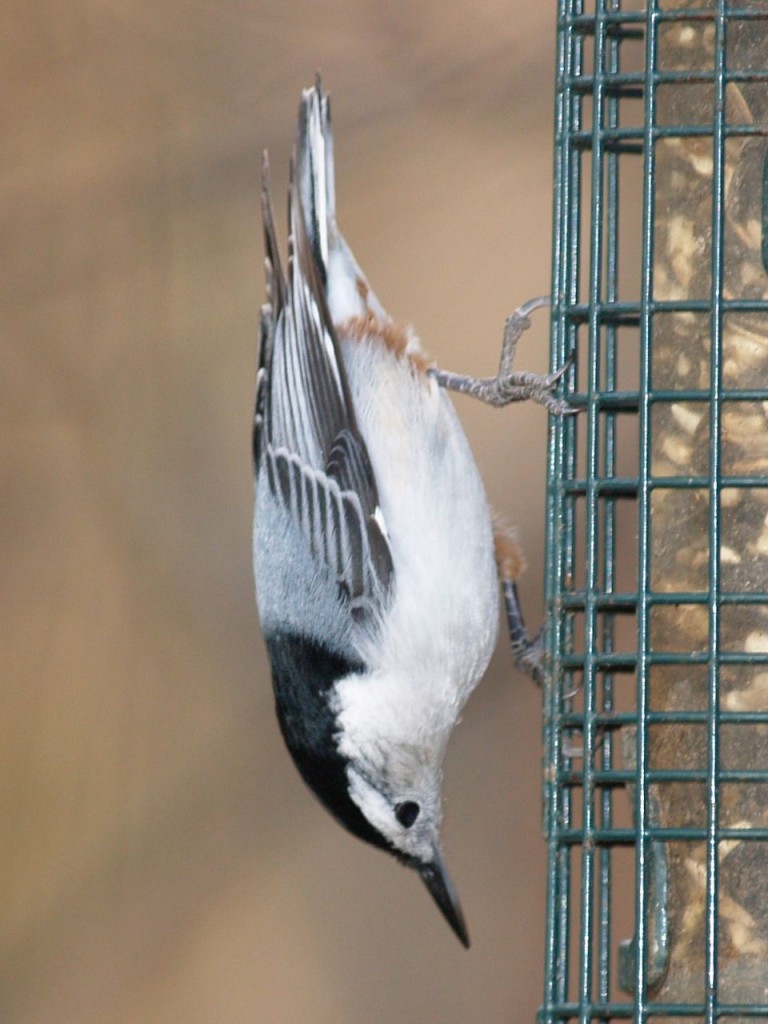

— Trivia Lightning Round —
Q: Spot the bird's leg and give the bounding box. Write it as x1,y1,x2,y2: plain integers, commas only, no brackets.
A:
503,570,591,755
504,575,592,757
494,525,545,686
502,579,546,686
428,296,574,415
502,565,589,751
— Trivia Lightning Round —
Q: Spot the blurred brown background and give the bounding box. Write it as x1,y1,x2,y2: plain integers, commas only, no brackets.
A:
3,2,560,1021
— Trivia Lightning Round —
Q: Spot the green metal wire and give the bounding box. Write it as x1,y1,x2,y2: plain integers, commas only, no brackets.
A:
543,1,768,1021
705,8,727,1022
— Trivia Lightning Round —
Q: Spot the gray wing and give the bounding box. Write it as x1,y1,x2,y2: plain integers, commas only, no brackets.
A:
255,156,393,623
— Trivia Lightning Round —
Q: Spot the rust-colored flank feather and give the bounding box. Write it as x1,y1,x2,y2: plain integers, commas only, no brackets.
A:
341,309,431,376
493,521,527,582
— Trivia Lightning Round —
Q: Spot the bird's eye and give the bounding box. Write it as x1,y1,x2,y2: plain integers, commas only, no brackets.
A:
395,801,420,828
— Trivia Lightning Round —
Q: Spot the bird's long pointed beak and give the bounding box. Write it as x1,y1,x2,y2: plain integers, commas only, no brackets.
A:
419,849,469,948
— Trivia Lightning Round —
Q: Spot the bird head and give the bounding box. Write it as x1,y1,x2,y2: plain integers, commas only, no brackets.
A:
341,738,469,947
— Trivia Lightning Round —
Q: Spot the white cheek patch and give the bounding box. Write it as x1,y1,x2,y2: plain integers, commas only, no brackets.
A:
346,768,392,838
345,767,439,865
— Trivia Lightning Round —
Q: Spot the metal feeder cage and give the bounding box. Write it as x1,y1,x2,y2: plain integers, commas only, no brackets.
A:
542,1,768,1020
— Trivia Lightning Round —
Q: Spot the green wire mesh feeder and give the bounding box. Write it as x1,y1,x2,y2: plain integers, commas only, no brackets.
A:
542,1,768,1020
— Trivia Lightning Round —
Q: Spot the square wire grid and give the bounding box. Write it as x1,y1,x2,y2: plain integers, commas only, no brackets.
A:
542,1,768,1021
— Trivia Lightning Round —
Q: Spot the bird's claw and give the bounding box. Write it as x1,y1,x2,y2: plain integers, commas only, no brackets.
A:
491,298,576,414
510,625,546,687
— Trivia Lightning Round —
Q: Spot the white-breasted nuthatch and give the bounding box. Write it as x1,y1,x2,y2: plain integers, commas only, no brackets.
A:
253,79,570,948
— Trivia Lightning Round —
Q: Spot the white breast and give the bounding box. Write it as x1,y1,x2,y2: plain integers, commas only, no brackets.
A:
340,335,499,731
